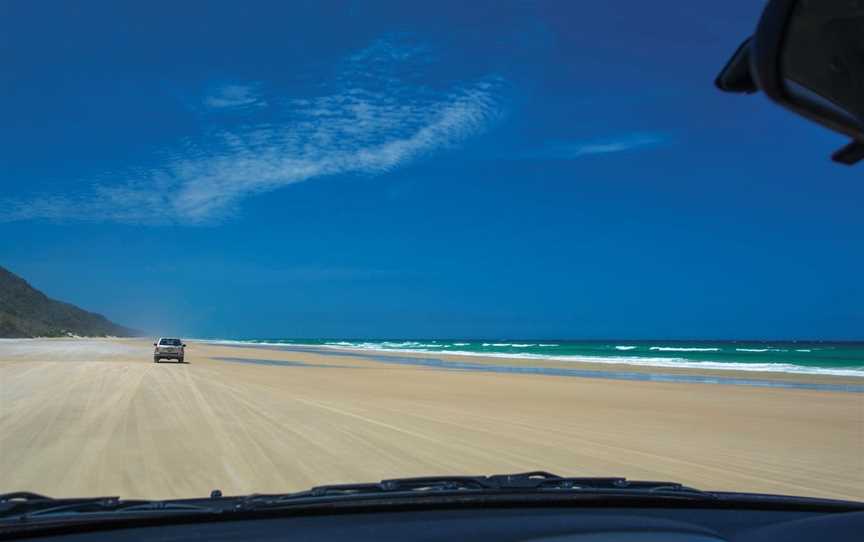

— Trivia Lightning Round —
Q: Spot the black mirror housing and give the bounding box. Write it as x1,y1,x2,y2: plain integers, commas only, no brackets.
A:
717,0,864,164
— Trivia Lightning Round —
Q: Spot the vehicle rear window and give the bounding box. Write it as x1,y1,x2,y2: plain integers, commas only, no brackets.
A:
159,339,181,346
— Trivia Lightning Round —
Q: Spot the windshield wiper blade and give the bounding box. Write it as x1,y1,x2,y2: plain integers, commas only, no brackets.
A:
315,471,712,495
239,471,717,509
0,493,218,522
0,472,716,521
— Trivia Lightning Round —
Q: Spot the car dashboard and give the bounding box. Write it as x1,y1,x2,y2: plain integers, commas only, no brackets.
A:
14,504,864,542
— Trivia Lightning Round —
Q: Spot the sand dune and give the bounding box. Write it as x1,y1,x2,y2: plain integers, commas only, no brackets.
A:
0,338,861,501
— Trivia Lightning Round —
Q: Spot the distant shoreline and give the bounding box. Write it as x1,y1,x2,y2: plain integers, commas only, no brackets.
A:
197,338,864,380
194,340,863,392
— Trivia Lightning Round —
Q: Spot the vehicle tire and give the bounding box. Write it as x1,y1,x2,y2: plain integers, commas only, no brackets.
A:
154,356,160,363
179,357,185,363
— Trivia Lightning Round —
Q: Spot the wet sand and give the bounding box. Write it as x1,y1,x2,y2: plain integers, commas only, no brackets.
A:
1,338,862,500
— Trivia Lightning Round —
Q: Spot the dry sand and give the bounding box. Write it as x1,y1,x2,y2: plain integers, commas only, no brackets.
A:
1,338,862,501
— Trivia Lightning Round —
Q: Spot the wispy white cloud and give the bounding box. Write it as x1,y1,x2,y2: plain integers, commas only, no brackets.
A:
4,38,502,225
203,84,266,109
523,132,669,160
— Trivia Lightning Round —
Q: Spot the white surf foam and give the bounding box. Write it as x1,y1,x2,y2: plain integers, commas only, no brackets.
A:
649,347,720,352
200,339,864,378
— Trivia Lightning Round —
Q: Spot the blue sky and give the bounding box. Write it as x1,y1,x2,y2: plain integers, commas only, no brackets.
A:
1,1,862,339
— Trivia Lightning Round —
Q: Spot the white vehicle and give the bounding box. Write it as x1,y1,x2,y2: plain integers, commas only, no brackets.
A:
153,337,186,363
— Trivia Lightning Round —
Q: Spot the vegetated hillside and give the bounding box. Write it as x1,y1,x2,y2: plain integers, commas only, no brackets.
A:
0,265,139,338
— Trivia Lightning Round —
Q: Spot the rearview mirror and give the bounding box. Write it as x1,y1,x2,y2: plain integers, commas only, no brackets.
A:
717,0,864,164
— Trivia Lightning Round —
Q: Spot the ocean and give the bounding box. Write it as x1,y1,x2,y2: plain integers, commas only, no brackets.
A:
205,339,864,378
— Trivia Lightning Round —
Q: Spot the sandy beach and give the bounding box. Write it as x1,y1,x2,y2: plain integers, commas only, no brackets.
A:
1,338,861,501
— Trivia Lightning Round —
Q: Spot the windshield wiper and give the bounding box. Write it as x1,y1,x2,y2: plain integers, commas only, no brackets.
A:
238,471,718,509
5,472,862,530
0,472,713,521
0,492,218,522
0,472,718,521
323,471,710,494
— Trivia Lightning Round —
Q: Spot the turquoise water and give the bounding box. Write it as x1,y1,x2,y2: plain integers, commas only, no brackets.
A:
206,339,864,377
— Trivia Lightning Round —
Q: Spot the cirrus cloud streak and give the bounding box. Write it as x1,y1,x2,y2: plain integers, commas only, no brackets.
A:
3,39,503,225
